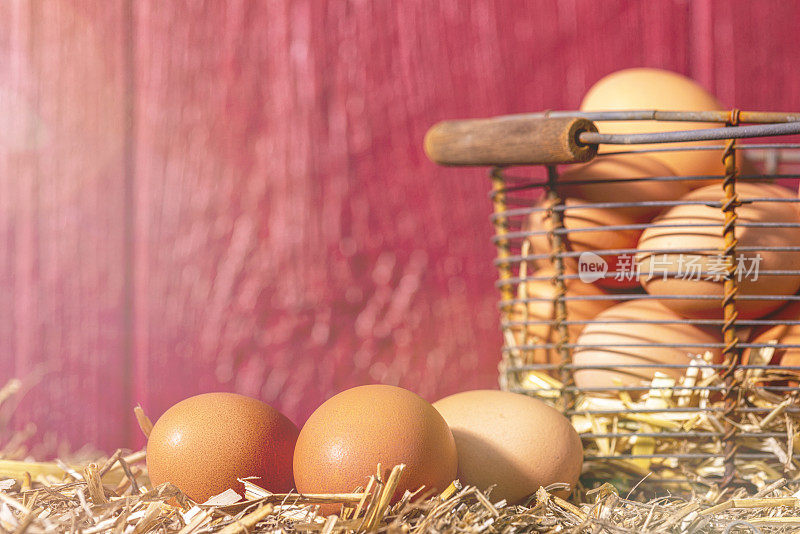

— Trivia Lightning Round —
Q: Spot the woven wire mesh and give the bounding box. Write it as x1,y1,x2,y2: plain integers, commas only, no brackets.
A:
491,115,800,495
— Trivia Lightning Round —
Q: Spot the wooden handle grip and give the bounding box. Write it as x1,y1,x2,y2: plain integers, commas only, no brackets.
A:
424,116,598,166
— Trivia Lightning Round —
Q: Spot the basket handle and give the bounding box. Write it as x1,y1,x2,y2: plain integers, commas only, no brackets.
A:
424,116,598,166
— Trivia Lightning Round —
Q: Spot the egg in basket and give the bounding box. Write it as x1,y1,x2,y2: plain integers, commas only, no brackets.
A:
425,68,800,497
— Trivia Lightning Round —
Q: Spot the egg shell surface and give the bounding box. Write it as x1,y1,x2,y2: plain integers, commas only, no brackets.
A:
580,68,724,180
146,392,299,503
510,267,618,368
293,385,457,509
637,182,800,320
744,300,800,371
572,299,723,393
433,390,583,503
557,154,684,221
526,198,642,289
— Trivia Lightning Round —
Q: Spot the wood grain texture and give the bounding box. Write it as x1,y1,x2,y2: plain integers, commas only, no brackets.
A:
0,0,130,452
2,0,800,452
424,117,598,166
129,0,504,443
129,0,695,447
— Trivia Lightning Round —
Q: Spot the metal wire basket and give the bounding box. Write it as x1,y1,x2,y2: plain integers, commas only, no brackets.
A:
425,110,800,497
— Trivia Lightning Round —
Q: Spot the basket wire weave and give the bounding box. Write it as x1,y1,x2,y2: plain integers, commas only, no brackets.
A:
482,111,800,496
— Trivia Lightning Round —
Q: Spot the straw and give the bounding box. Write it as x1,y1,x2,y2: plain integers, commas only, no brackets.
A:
4,379,800,532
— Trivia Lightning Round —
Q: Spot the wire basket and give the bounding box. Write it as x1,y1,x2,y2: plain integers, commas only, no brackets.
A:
425,110,800,497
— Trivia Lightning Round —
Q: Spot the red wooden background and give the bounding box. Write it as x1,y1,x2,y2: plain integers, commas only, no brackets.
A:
2,0,800,454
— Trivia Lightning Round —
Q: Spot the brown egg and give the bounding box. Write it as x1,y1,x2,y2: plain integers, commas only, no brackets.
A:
637,183,800,320
572,300,723,393
293,385,457,509
743,300,800,377
557,154,684,221
526,198,642,289
581,68,724,180
433,390,583,503
510,267,618,368
146,393,299,503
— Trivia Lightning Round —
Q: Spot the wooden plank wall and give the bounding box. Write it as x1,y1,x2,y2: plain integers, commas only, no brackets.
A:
1,0,800,453
0,1,131,453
